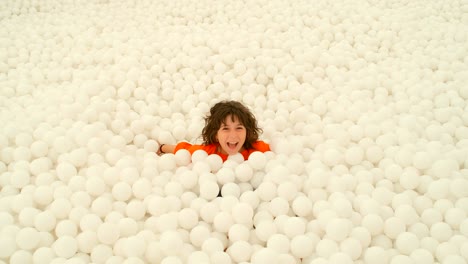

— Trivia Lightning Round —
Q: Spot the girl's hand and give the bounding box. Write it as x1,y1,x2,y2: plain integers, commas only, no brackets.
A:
157,144,175,155
157,144,165,155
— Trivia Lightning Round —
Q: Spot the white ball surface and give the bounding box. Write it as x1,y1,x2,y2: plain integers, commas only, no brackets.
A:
290,234,315,258
248,152,267,170
2,1,466,262
251,248,279,264
430,222,453,242
123,236,146,258
292,196,313,217
232,202,254,225
395,232,419,255
200,181,220,200
56,162,77,183
0,235,16,258
16,227,40,250
410,248,434,264
53,236,78,258
55,219,78,237
97,222,120,245
316,238,339,258
235,163,254,182
160,231,184,256
364,246,388,264
228,241,252,263
178,208,199,230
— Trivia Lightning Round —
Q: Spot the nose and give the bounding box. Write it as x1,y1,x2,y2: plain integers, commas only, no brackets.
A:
227,130,238,139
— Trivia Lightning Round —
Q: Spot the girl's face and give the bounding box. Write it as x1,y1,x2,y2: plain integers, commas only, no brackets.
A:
216,115,246,155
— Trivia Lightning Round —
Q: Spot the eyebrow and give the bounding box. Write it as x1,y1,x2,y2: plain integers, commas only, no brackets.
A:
220,122,245,127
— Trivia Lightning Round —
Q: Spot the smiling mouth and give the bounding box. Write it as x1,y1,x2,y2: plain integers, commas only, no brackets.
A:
227,142,238,149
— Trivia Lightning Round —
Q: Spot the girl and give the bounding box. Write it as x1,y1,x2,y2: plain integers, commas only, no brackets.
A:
158,100,270,161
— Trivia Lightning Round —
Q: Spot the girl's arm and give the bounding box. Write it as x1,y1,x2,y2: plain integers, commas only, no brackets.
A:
158,144,176,155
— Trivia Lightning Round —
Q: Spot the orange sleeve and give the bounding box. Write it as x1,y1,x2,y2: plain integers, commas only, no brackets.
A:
252,141,271,152
174,142,218,155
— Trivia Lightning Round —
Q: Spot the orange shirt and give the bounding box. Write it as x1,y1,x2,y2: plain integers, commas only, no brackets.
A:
174,141,270,162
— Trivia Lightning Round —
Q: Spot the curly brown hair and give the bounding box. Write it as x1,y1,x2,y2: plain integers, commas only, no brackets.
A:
202,100,262,150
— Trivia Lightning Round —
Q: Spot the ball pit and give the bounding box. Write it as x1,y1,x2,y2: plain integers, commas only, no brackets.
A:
1,0,467,263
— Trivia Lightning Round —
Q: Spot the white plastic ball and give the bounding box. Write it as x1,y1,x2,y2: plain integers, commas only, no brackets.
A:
210,251,232,264
277,181,298,201
255,221,277,242
345,146,364,165
384,217,406,239
191,150,208,163
97,222,120,245
316,238,339,258
85,176,106,197
18,207,40,227
251,248,280,264
284,217,307,238
190,225,211,247
435,242,459,263
361,214,384,236
235,163,254,182
291,196,313,217
160,231,184,256
54,214,78,238
216,168,235,185
56,162,77,183
0,234,17,258
206,154,223,172
395,232,419,255
340,237,362,260
248,152,267,170
267,233,290,254
326,218,352,241
16,227,40,250
256,181,277,202
10,170,30,188
10,250,33,264
213,211,234,233
410,248,434,264
227,241,252,263
32,247,56,263
399,169,420,190
290,234,315,258
430,222,453,242
53,236,78,258
123,236,146,258
450,178,468,198
79,214,103,232
221,182,241,197
444,207,466,229
201,237,224,253
232,202,254,225
174,149,191,166
132,178,152,199
429,159,459,179
200,181,220,200
364,246,388,264
187,251,210,264
228,224,250,242
91,244,113,263
158,154,177,171
112,182,132,202
442,255,467,264
412,151,432,170
178,208,199,230
269,197,289,217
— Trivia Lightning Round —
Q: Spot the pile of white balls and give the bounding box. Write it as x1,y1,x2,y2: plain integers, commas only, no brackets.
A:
1,0,467,263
